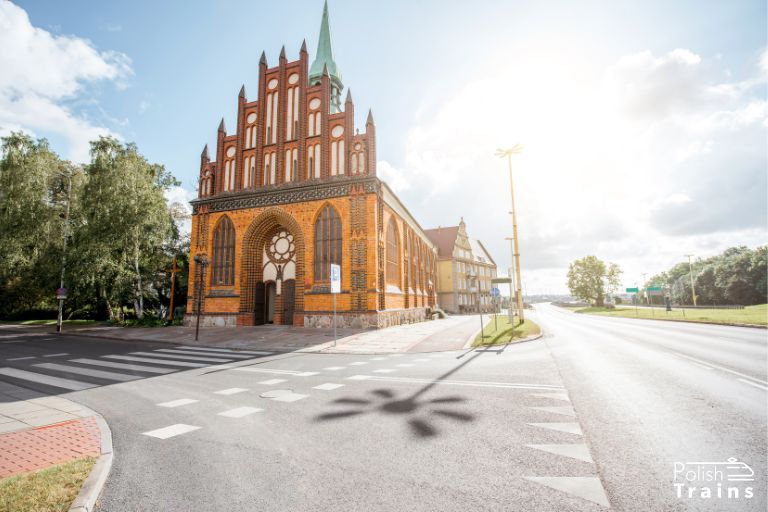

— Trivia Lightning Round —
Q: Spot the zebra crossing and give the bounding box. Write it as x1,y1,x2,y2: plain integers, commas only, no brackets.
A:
0,345,272,393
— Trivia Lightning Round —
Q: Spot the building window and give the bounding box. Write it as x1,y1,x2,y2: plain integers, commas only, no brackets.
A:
386,219,400,288
211,216,235,286
314,204,342,282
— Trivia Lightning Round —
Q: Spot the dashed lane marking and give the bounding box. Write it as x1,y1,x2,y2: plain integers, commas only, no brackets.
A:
0,367,96,391
373,369,397,373
313,383,344,391
528,423,583,436
42,353,69,357
324,366,345,371
526,443,593,463
218,406,263,418
348,362,368,366
142,424,201,439
670,350,768,386
395,364,414,368
214,388,248,395
347,375,372,380
6,357,35,361
412,359,431,362
258,379,286,385
177,346,273,356
157,398,198,408
370,357,386,361
271,393,308,403
33,362,139,383
154,349,252,359
295,372,319,377
524,477,610,508
69,358,174,374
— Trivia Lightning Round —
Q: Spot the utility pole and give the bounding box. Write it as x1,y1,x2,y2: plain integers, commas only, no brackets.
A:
167,257,180,323
684,254,697,306
496,146,525,323
505,237,515,323
641,272,648,306
56,168,75,334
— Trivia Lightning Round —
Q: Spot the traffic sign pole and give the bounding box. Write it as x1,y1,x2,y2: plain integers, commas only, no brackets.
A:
330,264,341,347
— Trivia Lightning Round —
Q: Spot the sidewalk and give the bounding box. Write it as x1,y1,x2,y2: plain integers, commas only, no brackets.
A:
0,381,112,511
6,315,485,354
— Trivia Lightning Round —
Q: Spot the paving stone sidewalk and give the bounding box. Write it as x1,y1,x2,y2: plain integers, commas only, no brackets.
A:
0,381,105,479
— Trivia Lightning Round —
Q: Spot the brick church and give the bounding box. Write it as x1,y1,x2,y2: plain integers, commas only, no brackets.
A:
186,2,438,328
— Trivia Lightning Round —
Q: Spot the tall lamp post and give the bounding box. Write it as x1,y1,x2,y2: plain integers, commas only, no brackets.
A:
684,254,697,306
56,167,78,334
504,236,516,322
193,254,209,341
496,146,525,323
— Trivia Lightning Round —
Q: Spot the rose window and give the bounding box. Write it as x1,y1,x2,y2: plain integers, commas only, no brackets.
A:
267,230,295,264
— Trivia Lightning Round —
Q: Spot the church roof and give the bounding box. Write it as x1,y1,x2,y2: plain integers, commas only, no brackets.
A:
309,0,342,85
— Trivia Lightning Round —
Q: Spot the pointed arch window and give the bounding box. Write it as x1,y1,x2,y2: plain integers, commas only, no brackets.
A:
386,218,400,288
211,217,235,286
314,204,342,282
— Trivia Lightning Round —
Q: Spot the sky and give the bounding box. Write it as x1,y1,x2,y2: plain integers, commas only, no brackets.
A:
1,0,766,294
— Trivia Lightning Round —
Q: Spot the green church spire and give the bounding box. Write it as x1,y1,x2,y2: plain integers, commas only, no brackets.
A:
309,0,342,89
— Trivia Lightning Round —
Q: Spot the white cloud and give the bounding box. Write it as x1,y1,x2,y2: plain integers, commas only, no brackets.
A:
0,0,132,162
382,47,767,294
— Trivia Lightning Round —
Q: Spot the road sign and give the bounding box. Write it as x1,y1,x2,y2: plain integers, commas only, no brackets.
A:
55,287,67,300
647,286,662,291
330,264,341,294
491,277,512,284
491,287,500,298
625,287,638,293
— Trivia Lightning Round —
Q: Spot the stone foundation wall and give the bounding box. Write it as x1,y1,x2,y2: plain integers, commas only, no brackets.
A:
304,307,430,329
183,314,238,328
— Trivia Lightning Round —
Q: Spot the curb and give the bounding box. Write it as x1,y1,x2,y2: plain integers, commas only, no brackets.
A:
463,319,544,350
553,306,767,329
69,413,113,512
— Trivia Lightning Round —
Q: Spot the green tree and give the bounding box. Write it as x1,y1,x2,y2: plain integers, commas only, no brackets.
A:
566,256,622,306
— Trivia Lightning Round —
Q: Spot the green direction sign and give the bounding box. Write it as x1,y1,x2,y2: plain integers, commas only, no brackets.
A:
625,287,638,293
491,278,512,284
647,286,662,291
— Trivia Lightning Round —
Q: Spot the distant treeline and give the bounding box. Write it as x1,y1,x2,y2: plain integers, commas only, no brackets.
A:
647,246,767,306
0,133,189,322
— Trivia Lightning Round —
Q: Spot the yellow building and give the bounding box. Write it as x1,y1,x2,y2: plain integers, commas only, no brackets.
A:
425,219,497,314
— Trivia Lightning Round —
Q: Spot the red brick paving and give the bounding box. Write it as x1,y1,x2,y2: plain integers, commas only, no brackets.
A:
0,417,100,478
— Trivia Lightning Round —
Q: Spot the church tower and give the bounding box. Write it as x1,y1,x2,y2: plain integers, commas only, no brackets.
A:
309,0,343,113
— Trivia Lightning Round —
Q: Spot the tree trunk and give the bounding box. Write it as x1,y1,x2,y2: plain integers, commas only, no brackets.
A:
134,242,144,319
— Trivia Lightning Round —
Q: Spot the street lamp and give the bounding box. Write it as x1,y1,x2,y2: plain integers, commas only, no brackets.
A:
193,254,209,341
504,236,516,322
496,145,525,323
55,166,80,334
684,254,697,306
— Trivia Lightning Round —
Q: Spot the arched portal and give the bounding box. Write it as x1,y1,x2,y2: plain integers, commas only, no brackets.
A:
240,208,305,326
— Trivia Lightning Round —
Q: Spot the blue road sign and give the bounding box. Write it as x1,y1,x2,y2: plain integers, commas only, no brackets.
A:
491,287,500,298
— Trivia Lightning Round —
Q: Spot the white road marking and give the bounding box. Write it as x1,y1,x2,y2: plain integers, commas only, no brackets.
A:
524,477,610,507
154,349,252,359
142,424,200,439
528,423,583,435
370,357,386,361
214,387,248,395
33,363,138,382
177,346,272,356
531,392,570,402
104,355,205,368
530,406,577,417
0,367,96,391
348,362,368,366
526,443,593,463
412,359,430,362
373,369,396,373
295,371,319,377
389,354,404,357
130,351,232,363
271,393,308,403
313,383,344,391
157,398,198,408
690,362,713,370
232,368,309,376
324,366,345,371
670,351,768,385
42,353,69,357
218,406,263,418
258,379,286,385
69,358,174,374
737,378,768,391
6,357,35,361
347,375,372,380
396,364,414,368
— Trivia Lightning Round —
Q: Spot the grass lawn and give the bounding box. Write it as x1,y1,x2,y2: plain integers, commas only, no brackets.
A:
572,304,767,326
0,457,95,512
473,315,541,347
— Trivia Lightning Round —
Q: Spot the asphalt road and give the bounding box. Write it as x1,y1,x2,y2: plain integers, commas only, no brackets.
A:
0,310,765,511
531,303,767,512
